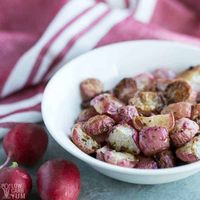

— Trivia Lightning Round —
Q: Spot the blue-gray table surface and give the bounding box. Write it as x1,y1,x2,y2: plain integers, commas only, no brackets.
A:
1,130,200,200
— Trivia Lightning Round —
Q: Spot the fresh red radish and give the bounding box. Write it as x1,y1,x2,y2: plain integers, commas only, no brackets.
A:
3,123,48,166
37,159,80,200
0,166,32,200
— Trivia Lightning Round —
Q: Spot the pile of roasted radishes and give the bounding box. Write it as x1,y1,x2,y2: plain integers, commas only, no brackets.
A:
0,123,80,200
71,66,200,169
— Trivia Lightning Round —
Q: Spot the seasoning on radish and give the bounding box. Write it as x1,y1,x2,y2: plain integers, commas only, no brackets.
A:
37,159,80,200
3,123,48,166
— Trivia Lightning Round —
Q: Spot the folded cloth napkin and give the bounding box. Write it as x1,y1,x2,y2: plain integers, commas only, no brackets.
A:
0,0,200,138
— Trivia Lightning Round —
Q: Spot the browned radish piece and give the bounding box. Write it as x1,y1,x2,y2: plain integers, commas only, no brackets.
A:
165,79,192,103
139,127,170,156
71,123,100,154
177,65,200,92
190,90,198,103
92,132,109,145
81,91,114,109
108,124,140,154
113,78,137,103
104,150,138,168
90,93,124,116
129,91,164,116
80,78,103,101
81,100,91,109
136,156,158,169
83,115,115,136
170,118,199,147
153,68,176,80
154,150,176,168
133,113,175,132
161,102,192,120
196,92,200,103
117,105,138,125
76,107,98,122
96,146,111,161
176,135,200,163
133,72,155,91
191,104,200,125
154,79,171,92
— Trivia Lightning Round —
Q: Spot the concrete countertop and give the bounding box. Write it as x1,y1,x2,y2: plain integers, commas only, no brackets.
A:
1,131,200,200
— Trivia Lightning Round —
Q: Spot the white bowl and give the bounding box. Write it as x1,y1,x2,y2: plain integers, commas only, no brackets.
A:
42,40,200,184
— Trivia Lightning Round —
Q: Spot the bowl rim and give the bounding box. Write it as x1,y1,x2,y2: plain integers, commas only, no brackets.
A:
42,39,200,175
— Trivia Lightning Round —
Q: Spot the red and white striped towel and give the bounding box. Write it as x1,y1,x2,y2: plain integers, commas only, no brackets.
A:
1,0,200,138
